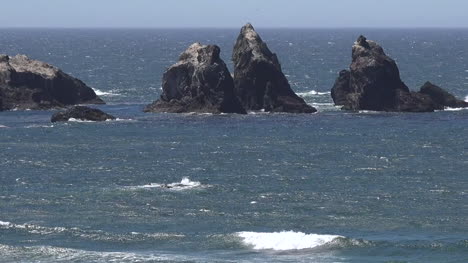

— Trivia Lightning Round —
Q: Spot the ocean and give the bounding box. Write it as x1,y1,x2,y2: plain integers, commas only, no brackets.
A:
0,28,467,263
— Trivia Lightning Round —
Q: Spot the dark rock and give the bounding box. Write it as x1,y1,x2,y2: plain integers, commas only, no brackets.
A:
331,36,466,112
232,23,316,113
331,70,351,106
144,43,246,114
419,81,468,109
0,54,104,111
51,106,115,122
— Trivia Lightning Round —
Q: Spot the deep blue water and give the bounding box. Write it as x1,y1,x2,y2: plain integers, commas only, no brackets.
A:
0,29,467,263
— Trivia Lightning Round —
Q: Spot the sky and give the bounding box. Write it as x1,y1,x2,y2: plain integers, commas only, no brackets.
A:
1,0,468,28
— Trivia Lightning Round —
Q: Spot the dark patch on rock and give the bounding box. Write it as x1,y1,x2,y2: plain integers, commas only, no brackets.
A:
232,23,316,113
144,43,246,114
0,54,104,111
51,106,115,122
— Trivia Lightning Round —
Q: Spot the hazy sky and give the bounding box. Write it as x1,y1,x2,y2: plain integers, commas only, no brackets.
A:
1,0,467,28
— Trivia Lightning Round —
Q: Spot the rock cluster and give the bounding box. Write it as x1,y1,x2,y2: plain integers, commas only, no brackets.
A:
145,24,316,114
0,54,104,111
51,106,115,122
331,36,467,112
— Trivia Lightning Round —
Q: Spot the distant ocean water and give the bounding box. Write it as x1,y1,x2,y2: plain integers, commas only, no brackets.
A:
0,28,467,263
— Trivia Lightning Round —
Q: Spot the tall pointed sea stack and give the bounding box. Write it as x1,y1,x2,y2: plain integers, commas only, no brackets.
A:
0,54,104,111
232,23,316,113
144,43,246,114
331,36,467,112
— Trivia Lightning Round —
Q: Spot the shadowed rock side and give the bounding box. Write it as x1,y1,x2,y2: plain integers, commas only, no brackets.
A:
419,81,468,109
332,36,467,112
144,43,246,114
0,54,104,111
51,106,115,122
232,23,316,113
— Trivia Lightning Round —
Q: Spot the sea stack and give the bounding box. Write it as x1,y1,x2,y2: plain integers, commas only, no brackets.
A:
0,54,104,111
144,43,246,114
51,106,115,122
331,36,467,112
232,23,316,113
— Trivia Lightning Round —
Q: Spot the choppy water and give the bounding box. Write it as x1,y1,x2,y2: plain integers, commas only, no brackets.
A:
0,29,467,263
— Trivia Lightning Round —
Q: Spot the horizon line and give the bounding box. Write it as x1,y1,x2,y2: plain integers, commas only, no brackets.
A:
1,26,468,30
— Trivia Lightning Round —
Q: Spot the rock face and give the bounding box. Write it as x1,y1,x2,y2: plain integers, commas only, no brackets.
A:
419,81,468,109
232,23,316,113
0,54,104,111
51,106,115,122
331,36,467,112
144,43,246,114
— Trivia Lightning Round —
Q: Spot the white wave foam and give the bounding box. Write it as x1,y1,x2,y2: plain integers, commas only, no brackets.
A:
131,177,204,191
0,124,8,128
297,90,331,97
465,95,468,102
0,244,193,263
68,118,96,123
0,220,183,241
92,88,121,97
237,231,343,251
25,124,54,128
444,107,468,111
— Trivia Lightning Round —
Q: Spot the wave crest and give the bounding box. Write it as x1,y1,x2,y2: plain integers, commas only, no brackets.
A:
297,90,331,97
129,177,205,191
237,231,343,251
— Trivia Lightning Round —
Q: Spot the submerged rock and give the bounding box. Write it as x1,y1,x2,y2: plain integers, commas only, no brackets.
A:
232,23,316,113
144,43,245,114
51,106,115,122
0,54,104,111
331,36,467,112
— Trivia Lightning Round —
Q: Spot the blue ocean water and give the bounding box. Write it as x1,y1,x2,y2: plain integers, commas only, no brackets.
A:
0,29,467,263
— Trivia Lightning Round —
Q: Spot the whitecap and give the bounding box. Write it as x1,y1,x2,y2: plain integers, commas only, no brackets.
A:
92,88,121,97
297,90,331,97
0,125,8,128
67,118,96,123
465,95,468,102
237,231,343,251
443,107,468,111
129,177,205,191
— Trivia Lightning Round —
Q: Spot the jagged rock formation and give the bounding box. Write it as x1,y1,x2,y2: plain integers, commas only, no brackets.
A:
419,81,468,109
331,36,467,112
144,43,246,114
51,106,115,122
0,54,104,111
232,23,316,113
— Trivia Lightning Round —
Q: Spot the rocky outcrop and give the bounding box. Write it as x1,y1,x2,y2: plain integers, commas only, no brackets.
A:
331,70,351,106
331,36,467,112
0,54,104,111
419,81,468,109
144,43,246,114
232,23,316,113
51,106,115,122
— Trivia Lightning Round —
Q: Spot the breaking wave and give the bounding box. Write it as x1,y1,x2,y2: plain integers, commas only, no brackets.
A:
0,244,193,263
297,90,331,97
128,177,206,191
236,231,343,251
0,220,184,242
92,88,121,97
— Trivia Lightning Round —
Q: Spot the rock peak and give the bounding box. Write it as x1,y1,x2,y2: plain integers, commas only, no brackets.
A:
356,35,370,48
144,43,245,114
232,24,317,113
